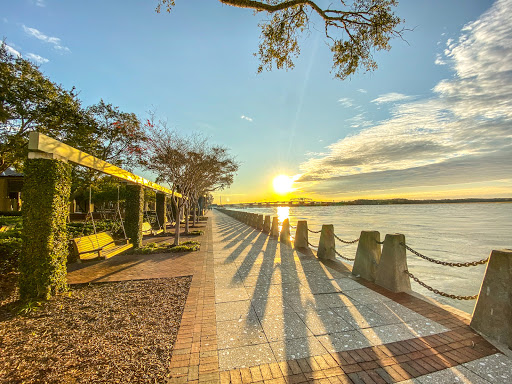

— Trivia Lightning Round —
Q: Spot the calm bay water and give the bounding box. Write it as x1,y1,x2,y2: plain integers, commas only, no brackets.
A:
227,203,512,314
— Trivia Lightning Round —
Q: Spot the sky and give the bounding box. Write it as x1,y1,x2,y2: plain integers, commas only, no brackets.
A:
2,0,511,203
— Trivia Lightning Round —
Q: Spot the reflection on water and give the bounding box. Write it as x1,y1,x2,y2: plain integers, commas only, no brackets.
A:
277,206,289,232
231,203,512,314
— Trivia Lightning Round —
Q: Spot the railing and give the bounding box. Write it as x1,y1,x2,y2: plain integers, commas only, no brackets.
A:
215,207,512,350
215,207,488,300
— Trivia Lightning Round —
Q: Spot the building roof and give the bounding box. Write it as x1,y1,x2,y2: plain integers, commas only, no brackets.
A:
0,168,23,177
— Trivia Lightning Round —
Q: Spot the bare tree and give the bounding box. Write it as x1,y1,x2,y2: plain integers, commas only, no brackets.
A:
140,119,238,245
156,0,404,80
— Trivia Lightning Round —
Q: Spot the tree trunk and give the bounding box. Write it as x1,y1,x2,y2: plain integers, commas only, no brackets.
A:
192,200,197,227
185,205,190,234
174,200,181,246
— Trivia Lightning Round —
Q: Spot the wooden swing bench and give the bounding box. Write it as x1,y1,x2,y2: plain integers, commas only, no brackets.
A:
72,232,133,261
142,222,163,236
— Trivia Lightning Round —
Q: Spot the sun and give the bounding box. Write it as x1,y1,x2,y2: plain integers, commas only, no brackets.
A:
273,174,294,194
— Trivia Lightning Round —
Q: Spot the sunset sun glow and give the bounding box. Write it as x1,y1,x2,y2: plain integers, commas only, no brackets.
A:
273,175,294,194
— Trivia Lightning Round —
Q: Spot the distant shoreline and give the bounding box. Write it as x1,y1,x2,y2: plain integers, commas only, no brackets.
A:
216,197,512,207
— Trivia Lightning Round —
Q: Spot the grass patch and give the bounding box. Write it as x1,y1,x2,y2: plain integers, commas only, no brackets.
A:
187,230,204,236
136,240,200,254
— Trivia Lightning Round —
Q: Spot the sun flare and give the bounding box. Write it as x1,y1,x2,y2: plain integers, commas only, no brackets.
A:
273,174,294,194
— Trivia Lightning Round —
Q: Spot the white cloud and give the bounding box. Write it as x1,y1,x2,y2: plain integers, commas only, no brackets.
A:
4,44,21,57
337,97,354,107
371,92,412,105
357,89,367,94
26,53,49,64
434,53,446,66
22,25,70,52
35,0,46,7
241,115,253,122
298,0,512,194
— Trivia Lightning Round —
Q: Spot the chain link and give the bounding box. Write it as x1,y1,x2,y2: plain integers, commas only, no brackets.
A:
307,240,318,249
334,248,356,261
334,234,359,244
401,243,489,267
376,240,384,244
290,224,297,229
308,228,322,234
405,270,478,300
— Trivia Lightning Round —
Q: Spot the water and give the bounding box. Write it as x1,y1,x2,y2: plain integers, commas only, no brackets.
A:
224,203,512,314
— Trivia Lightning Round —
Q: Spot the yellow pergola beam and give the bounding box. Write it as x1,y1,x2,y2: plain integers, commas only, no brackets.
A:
28,132,181,198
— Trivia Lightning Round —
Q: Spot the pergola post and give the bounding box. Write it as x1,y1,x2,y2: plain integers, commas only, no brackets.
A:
125,184,144,248
19,158,71,301
156,192,167,232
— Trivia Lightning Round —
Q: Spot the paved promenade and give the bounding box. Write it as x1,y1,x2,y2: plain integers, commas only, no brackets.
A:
68,211,512,383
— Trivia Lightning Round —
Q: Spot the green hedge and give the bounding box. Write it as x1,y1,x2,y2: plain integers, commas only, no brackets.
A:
125,184,143,248
19,159,72,301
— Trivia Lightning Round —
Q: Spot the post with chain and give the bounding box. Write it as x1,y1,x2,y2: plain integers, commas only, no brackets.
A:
352,231,381,282
270,217,279,237
470,249,512,349
375,234,411,292
263,215,271,233
280,218,291,245
318,224,335,260
256,214,264,230
294,220,308,249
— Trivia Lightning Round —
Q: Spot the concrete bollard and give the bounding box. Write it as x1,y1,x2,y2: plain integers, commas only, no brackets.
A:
375,234,411,292
294,220,308,249
317,224,335,260
470,249,512,349
280,218,291,244
256,214,264,230
352,231,381,282
263,215,271,233
270,217,279,237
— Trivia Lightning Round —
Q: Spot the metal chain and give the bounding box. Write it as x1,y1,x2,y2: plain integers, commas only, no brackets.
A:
406,270,478,300
307,241,318,249
334,234,359,244
308,228,322,234
290,224,297,229
376,240,384,244
401,243,489,267
334,248,355,261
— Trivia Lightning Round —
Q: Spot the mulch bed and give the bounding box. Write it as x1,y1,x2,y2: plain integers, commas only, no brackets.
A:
0,276,192,383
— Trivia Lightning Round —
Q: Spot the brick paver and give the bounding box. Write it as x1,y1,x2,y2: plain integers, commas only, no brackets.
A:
66,212,511,383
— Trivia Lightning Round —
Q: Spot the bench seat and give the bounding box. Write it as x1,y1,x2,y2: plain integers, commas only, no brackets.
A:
72,232,132,261
142,222,163,236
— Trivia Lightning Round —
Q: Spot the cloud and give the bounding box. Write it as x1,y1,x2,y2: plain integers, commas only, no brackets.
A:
26,53,49,64
346,113,373,129
434,53,446,66
4,44,21,57
357,89,367,94
298,0,512,195
241,115,253,122
371,92,413,105
337,97,354,107
22,25,70,52
35,0,46,7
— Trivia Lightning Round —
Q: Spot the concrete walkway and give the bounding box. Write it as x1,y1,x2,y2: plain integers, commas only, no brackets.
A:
67,211,512,383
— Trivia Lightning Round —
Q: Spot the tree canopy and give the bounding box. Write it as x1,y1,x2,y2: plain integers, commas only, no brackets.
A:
0,43,91,173
156,0,403,79
0,42,147,201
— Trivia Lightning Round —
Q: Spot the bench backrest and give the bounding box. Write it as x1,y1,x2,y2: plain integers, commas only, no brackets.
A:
72,232,115,256
142,222,152,233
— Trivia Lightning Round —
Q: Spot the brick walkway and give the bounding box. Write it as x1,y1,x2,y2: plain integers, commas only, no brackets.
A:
67,212,512,383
